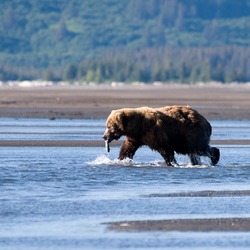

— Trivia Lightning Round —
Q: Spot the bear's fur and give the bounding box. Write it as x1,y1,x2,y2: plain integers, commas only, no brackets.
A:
103,106,220,166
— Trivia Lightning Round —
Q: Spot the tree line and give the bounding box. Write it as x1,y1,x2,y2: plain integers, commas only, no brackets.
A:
1,46,249,83
0,0,249,83
54,46,250,83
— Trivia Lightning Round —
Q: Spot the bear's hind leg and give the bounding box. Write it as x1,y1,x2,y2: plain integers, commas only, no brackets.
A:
209,146,220,165
189,154,201,165
159,148,176,167
189,146,220,166
118,138,142,160
199,146,220,165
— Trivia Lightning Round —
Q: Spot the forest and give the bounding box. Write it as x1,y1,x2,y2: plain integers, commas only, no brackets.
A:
0,0,250,83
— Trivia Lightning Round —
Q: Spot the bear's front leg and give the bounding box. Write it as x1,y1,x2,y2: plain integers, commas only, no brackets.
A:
118,138,142,160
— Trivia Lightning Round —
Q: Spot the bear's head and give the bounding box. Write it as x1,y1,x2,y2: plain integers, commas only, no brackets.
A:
103,110,126,143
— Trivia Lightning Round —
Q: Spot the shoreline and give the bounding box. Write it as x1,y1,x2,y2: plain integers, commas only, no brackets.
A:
0,84,250,120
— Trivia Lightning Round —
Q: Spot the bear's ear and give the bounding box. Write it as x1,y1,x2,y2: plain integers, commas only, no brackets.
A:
115,111,127,130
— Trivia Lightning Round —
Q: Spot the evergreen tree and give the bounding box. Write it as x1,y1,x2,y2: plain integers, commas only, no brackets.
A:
64,64,77,81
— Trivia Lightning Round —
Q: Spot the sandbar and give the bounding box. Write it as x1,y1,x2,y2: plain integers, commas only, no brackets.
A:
105,217,250,232
0,84,250,120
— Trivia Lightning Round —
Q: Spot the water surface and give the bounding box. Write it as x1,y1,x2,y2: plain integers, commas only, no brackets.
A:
0,118,250,249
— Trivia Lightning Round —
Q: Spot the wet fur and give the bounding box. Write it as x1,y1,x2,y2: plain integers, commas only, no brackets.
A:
103,106,220,166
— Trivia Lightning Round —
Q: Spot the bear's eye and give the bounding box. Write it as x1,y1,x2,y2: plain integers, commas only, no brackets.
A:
107,125,115,132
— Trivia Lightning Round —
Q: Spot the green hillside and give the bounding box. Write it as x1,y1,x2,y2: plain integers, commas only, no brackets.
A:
0,0,250,83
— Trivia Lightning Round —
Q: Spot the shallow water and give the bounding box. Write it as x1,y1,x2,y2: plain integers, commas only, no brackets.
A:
0,118,250,249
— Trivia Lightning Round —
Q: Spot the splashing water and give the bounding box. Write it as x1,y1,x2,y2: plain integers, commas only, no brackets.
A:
88,154,165,167
89,154,132,166
89,154,214,168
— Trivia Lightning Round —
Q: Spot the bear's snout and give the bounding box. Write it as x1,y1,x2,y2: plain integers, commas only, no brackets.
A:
103,128,121,142
103,129,113,142
103,130,109,141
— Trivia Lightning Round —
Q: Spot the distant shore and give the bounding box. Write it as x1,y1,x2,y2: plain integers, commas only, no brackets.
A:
0,84,250,120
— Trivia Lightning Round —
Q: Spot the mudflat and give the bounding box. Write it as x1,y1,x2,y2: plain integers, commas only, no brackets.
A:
106,217,250,232
0,84,250,119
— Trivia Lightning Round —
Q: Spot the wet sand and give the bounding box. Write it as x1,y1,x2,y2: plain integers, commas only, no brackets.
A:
106,217,250,232
143,190,250,198
0,84,250,120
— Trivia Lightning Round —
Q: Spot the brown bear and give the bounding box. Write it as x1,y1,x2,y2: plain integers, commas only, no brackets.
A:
103,106,220,166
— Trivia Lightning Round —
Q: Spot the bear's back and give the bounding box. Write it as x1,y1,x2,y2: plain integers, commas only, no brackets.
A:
157,106,207,125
